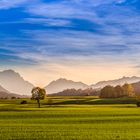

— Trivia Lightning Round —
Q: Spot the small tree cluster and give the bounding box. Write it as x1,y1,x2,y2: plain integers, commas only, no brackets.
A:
100,83,134,98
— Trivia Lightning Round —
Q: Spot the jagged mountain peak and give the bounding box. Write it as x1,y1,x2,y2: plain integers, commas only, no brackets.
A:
0,69,34,95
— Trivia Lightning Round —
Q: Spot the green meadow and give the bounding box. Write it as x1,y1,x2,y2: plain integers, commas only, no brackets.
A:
0,97,140,140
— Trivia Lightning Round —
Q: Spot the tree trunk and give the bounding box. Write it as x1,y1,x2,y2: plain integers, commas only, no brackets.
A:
37,99,40,108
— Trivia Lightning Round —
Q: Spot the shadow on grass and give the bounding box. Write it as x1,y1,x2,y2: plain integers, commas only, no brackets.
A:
49,97,137,105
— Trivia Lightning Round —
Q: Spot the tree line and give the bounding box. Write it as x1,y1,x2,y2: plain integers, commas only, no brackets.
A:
50,88,99,96
100,83,134,98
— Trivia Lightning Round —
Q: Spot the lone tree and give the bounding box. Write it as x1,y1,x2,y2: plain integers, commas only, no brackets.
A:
31,87,46,108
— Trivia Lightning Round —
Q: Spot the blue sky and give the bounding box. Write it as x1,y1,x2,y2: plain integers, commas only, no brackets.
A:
0,0,140,85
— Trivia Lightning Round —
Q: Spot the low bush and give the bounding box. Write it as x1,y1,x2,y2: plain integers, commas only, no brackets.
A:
20,100,27,104
136,102,140,107
11,97,16,99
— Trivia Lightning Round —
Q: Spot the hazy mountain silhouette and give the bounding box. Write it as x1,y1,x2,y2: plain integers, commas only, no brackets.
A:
0,69,140,95
92,76,140,89
0,91,25,98
0,84,25,98
0,70,34,95
0,85,10,93
45,78,88,94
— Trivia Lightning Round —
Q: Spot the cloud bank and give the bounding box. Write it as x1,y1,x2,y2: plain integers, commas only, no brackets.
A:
0,0,140,85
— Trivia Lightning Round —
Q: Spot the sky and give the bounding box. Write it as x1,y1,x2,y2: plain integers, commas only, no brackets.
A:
0,0,140,86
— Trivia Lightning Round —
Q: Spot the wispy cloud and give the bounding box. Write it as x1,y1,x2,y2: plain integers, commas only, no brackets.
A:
0,0,29,9
2,27,139,66
24,18,72,27
0,0,140,84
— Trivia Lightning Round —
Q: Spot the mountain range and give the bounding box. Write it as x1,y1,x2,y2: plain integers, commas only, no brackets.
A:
91,76,140,89
45,76,140,94
1,69,140,96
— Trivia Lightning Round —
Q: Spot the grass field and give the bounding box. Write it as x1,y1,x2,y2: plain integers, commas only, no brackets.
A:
0,97,140,140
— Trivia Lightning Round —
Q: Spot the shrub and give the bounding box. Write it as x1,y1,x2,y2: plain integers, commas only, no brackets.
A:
136,102,140,107
11,97,16,99
20,100,27,104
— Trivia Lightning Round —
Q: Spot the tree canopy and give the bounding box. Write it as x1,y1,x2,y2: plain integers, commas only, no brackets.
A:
100,84,134,98
31,87,46,108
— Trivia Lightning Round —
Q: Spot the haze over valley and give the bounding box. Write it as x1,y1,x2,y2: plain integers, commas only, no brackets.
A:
1,69,140,96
